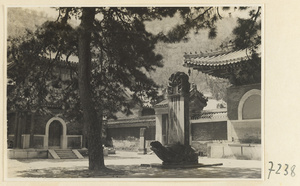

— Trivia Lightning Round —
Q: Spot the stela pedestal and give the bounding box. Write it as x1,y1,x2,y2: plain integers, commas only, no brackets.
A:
151,72,198,165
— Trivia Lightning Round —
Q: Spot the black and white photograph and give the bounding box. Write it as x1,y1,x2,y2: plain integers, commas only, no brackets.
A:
4,6,263,179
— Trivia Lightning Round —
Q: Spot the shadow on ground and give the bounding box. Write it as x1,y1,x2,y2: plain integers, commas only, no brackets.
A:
17,165,261,178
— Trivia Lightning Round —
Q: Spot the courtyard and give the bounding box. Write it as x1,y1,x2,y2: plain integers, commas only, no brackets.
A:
7,150,262,179
6,7,262,181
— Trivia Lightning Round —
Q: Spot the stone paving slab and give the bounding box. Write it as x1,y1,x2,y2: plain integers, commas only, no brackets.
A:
6,150,262,179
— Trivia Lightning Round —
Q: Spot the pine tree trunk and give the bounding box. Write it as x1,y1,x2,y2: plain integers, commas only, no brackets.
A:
82,118,87,148
78,7,105,170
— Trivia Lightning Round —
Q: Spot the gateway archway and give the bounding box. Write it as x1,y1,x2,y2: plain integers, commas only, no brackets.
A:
44,117,67,149
48,120,62,148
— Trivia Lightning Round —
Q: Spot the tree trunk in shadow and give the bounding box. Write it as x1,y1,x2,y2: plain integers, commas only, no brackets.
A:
78,7,105,170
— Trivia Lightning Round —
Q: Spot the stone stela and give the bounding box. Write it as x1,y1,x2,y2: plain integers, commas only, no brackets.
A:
167,72,190,146
150,72,199,166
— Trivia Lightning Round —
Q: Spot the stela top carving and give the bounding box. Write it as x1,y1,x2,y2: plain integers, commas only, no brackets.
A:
167,72,190,97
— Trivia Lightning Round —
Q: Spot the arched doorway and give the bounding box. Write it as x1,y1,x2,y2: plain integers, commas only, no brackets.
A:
44,117,67,149
48,120,62,148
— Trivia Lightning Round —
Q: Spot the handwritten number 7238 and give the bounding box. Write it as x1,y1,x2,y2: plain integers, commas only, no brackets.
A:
268,161,296,179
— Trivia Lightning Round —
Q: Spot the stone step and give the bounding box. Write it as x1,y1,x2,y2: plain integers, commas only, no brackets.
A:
55,152,77,155
54,149,78,159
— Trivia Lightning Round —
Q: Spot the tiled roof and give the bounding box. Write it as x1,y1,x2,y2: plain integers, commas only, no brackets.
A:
184,46,261,68
191,108,227,121
107,116,155,128
154,99,168,108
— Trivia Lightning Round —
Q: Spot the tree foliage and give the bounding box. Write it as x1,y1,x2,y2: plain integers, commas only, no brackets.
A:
233,7,261,50
8,7,225,116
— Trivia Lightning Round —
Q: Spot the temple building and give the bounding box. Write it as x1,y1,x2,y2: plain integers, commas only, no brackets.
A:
183,45,262,159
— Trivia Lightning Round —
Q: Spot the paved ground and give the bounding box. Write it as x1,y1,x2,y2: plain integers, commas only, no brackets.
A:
6,151,262,179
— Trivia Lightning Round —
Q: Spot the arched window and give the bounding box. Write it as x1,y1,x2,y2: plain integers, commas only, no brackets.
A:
238,89,261,120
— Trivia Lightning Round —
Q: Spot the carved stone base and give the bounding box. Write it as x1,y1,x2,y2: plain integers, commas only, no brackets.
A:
150,141,198,165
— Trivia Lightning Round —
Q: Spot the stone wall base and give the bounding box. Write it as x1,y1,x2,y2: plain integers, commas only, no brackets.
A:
8,149,49,159
113,140,153,152
207,142,261,160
